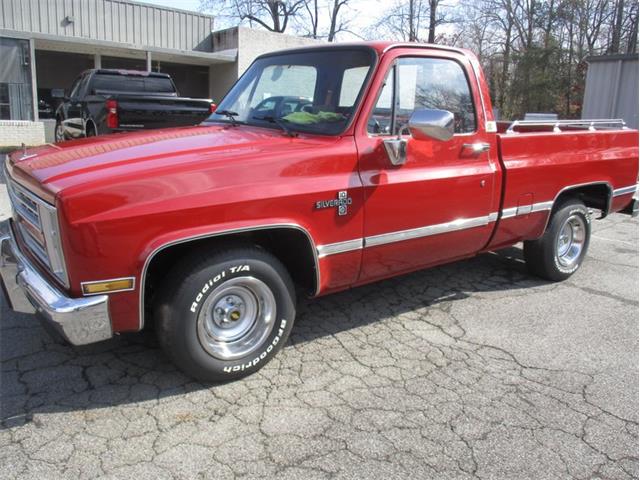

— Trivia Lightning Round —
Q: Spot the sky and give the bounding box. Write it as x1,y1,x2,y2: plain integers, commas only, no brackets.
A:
135,0,384,41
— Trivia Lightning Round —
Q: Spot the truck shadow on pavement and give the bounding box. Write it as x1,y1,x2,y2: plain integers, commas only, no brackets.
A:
1,246,542,426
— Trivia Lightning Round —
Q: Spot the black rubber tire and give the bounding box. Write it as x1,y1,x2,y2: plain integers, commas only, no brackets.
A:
85,123,96,137
523,198,591,281
154,247,296,382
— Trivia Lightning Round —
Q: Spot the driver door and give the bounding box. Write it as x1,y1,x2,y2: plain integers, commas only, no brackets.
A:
356,51,500,282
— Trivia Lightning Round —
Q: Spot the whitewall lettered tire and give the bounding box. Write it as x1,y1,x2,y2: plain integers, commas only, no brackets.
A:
154,247,296,382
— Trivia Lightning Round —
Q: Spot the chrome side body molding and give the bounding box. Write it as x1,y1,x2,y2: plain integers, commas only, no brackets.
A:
316,199,556,257
317,183,637,259
613,185,638,197
501,201,553,220
365,213,495,248
317,239,363,258
318,212,499,256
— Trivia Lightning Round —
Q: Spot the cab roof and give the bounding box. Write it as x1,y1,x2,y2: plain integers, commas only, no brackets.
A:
255,41,470,60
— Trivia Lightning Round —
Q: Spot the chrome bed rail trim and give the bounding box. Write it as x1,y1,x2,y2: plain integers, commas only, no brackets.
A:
506,118,626,134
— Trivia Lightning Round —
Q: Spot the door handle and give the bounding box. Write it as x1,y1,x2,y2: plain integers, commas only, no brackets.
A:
462,143,490,154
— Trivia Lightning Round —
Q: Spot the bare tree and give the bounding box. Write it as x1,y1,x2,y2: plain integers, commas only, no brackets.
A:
294,0,354,41
370,0,450,43
427,0,439,42
302,0,320,38
370,0,425,41
199,0,305,33
327,0,353,41
623,0,638,53
609,0,625,53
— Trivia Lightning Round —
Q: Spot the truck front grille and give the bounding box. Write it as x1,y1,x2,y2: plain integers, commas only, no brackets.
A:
6,176,52,270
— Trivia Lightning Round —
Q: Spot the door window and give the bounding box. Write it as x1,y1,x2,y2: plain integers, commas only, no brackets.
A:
367,67,395,135
368,57,477,135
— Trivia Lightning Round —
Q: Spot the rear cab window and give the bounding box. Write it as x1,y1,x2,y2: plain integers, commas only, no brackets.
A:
89,74,176,94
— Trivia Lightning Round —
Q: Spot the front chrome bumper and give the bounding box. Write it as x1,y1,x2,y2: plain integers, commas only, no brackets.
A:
0,222,113,345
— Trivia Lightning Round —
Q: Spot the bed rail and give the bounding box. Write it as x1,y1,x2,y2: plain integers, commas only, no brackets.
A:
505,118,627,134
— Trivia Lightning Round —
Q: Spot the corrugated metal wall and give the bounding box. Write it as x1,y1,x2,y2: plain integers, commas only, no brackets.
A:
582,55,639,129
0,0,214,52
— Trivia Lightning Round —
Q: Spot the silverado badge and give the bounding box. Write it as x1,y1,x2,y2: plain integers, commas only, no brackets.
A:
316,190,352,216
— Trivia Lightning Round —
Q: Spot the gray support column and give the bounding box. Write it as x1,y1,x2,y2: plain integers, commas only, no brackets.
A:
610,60,623,118
94,53,102,69
29,38,38,121
146,51,152,72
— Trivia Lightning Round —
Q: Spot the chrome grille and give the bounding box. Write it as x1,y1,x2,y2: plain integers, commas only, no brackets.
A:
7,179,40,229
4,160,69,287
6,177,49,266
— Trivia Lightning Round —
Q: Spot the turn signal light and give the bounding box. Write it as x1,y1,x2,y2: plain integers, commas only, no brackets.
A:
82,277,134,295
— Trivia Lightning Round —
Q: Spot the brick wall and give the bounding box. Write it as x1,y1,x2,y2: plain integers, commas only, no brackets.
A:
0,121,45,149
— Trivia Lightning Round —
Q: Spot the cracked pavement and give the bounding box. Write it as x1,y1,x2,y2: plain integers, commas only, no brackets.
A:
0,164,638,478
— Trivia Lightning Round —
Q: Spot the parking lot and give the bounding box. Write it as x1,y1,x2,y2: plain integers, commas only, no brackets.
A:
0,164,638,479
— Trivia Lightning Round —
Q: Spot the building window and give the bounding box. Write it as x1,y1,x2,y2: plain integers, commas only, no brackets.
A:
0,84,10,120
0,37,34,121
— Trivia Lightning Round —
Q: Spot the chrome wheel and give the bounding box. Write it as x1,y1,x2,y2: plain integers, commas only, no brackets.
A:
556,214,586,268
196,276,276,361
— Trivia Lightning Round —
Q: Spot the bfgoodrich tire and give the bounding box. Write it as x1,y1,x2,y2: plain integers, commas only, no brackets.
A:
154,247,296,382
523,198,591,281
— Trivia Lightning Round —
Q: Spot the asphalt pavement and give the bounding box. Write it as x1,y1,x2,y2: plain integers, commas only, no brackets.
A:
0,159,638,479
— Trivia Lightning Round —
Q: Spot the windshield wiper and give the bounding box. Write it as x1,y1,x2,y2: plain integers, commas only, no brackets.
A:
252,115,298,137
216,109,240,126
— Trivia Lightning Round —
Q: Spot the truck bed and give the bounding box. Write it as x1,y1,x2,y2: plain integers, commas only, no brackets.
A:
487,122,638,250
111,94,213,130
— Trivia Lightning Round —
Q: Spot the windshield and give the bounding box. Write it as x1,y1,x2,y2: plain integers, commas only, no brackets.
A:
205,48,375,135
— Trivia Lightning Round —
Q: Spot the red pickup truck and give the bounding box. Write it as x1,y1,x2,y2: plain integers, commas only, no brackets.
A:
1,42,638,381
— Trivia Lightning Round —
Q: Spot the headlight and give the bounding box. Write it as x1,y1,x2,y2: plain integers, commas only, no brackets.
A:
38,201,69,286
7,176,69,287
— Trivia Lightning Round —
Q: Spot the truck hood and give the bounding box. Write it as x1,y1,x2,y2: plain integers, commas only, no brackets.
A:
8,124,305,199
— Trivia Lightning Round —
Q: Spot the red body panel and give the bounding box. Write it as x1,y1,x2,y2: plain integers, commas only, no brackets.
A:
6,41,639,333
354,47,502,281
486,129,639,249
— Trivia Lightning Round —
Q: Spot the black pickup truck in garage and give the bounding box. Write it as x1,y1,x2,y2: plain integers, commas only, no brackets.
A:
53,69,215,141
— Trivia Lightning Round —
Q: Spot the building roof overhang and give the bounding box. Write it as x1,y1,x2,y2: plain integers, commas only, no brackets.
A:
0,28,237,65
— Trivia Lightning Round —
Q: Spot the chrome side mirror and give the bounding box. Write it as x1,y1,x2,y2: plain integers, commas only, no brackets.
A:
383,109,455,166
408,109,455,141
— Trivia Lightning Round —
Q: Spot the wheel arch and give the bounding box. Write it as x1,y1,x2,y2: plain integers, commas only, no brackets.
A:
139,224,319,330
543,181,612,230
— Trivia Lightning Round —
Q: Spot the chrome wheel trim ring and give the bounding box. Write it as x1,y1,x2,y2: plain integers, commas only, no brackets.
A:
196,276,276,361
556,214,586,268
